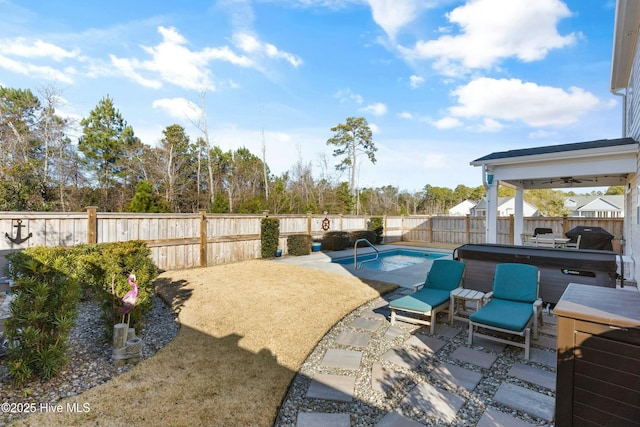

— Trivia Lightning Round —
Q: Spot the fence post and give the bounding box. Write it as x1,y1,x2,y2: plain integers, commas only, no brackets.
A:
87,207,97,244
383,215,387,243
200,210,207,268
509,214,515,244
465,215,471,243
562,214,568,235
307,212,312,236
428,216,433,243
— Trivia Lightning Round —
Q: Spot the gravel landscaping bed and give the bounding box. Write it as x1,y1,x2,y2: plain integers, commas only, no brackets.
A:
0,295,179,426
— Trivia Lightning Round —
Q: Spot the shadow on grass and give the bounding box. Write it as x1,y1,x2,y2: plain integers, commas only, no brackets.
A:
144,272,423,426
154,277,192,314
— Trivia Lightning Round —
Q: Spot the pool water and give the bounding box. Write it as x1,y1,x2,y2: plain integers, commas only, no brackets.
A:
332,249,447,271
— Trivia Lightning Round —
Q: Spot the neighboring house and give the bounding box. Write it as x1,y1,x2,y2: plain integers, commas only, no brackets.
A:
448,199,477,216
471,197,538,217
564,195,624,218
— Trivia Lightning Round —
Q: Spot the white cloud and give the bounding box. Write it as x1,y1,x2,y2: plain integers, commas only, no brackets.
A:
0,54,75,83
369,123,380,134
448,77,601,127
334,89,363,104
109,55,162,89
110,26,254,91
409,74,424,88
432,116,462,129
233,32,303,67
0,38,79,61
398,111,413,119
400,0,577,76
476,117,503,132
366,0,429,40
0,37,79,83
152,97,202,122
360,102,388,116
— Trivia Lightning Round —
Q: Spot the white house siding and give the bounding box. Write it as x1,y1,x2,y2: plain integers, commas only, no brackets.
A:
626,27,640,280
449,200,476,216
574,198,623,218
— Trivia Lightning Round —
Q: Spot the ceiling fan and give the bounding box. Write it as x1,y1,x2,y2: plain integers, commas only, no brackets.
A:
560,176,591,184
542,176,594,185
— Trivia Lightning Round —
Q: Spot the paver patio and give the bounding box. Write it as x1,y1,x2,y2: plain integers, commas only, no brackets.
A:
285,286,561,427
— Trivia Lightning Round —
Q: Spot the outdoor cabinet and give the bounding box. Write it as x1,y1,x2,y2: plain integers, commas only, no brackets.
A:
554,283,640,427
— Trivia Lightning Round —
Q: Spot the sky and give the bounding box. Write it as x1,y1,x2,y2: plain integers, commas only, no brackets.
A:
0,0,621,193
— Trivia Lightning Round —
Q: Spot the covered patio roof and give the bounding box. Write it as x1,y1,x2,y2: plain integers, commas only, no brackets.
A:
470,137,638,245
470,138,638,190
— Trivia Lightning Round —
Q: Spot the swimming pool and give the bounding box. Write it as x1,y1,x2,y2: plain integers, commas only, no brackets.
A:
332,249,447,271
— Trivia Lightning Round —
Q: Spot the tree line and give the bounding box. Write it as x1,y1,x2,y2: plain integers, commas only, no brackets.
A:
0,86,619,215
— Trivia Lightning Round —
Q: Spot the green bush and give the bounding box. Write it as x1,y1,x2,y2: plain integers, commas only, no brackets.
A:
261,217,280,258
74,241,158,336
4,247,82,383
350,230,377,247
3,241,157,382
369,216,384,244
322,231,351,251
287,234,312,256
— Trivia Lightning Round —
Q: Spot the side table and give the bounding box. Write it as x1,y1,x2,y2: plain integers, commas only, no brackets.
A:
450,288,485,325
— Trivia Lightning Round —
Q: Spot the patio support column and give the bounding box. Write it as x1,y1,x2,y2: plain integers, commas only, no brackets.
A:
485,181,498,243
514,187,525,244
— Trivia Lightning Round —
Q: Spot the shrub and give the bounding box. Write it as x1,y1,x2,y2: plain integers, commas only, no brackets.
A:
287,234,312,256
74,241,158,336
261,217,280,258
3,241,158,382
369,216,384,244
322,231,351,251
4,247,82,383
350,230,377,247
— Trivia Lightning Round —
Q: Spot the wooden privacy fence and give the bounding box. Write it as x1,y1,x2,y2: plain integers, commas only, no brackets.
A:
0,209,625,271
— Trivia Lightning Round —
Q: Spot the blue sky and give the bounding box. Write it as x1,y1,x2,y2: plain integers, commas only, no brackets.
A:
0,0,620,192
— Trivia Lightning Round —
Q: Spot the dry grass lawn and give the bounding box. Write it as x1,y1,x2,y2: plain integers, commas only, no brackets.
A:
14,259,397,427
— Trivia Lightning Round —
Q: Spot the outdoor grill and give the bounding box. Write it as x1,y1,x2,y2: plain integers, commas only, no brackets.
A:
533,227,553,236
565,226,614,251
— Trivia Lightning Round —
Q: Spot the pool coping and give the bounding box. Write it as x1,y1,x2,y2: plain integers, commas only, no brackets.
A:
275,245,454,289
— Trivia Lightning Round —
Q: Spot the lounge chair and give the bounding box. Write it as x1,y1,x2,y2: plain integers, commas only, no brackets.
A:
467,263,542,360
389,259,466,334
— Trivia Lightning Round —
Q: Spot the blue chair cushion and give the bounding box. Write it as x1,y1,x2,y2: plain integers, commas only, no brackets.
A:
492,263,538,303
389,288,451,313
423,259,466,291
469,299,533,332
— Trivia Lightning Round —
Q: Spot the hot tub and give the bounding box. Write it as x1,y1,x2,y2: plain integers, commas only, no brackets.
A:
453,244,618,305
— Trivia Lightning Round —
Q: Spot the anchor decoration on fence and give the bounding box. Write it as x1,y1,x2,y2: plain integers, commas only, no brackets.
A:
6,219,32,244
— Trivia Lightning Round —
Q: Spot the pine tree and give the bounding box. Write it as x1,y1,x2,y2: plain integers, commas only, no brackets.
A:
79,96,136,211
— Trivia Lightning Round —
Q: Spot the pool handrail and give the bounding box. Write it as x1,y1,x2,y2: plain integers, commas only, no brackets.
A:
354,238,379,269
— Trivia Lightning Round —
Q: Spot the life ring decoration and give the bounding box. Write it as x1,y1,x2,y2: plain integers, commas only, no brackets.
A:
321,217,331,231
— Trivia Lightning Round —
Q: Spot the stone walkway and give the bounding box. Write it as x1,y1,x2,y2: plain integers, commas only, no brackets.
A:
276,287,558,427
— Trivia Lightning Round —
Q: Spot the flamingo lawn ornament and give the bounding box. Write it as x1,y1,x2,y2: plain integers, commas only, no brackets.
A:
120,273,139,326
